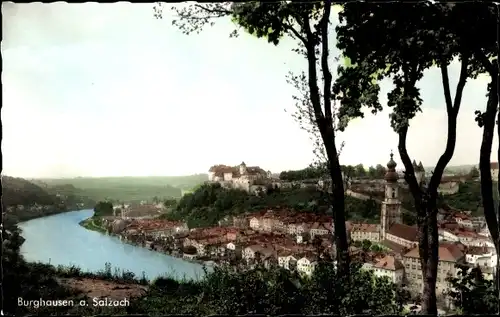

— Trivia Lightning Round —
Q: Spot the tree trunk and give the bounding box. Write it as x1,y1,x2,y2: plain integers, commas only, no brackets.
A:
479,78,499,254
420,199,439,314
478,75,500,313
323,124,350,277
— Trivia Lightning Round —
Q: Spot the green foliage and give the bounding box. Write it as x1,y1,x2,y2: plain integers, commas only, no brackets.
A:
93,201,114,217
280,165,327,181
469,166,480,178
165,183,380,227
446,265,497,314
2,176,61,206
132,262,405,315
444,181,499,216
3,223,79,315
279,163,388,181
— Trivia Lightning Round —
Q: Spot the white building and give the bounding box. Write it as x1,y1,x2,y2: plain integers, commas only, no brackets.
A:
277,253,298,270
249,217,260,230
297,255,318,276
371,255,405,285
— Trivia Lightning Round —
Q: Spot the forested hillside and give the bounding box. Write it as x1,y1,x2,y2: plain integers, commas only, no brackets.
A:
162,183,381,228
2,176,60,206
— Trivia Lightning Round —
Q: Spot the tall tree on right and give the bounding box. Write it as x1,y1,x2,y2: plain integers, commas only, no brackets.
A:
334,2,493,314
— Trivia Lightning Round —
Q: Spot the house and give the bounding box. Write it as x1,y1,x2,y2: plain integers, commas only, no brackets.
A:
296,234,306,244
479,225,492,238
350,223,380,242
261,214,275,232
287,222,310,236
403,242,465,294
371,255,405,285
243,245,275,263
249,217,261,230
277,252,299,270
453,213,473,228
438,229,459,242
438,181,460,195
385,223,418,249
491,162,499,182
297,255,318,276
465,246,496,268
452,229,494,248
309,222,332,238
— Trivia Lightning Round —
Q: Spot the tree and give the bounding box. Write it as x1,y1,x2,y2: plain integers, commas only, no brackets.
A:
334,3,481,314
447,265,496,314
361,239,372,252
93,201,114,217
375,164,387,179
163,198,177,209
368,166,377,179
354,164,366,178
469,166,480,179
467,4,499,309
159,1,351,277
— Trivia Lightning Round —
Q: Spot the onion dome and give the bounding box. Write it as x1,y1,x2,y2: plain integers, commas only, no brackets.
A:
385,152,399,182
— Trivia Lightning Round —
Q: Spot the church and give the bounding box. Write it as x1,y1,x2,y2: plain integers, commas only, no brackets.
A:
350,152,419,253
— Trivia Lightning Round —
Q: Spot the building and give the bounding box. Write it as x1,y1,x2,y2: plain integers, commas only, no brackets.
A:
249,217,261,230
371,255,405,285
277,252,298,270
385,223,418,249
297,255,318,276
438,181,460,195
465,246,497,269
350,224,381,242
208,162,271,192
491,162,499,182
348,152,419,251
380,152,403,241
403,242,465,295
412,160,426,185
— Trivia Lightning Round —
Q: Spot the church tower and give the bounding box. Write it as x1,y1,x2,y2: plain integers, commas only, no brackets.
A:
380,151,402,240
239,161,247,175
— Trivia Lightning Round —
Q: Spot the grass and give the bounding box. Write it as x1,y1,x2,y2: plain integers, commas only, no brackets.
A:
79,218,107,234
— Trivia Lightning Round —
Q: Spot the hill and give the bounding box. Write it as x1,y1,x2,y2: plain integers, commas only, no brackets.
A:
2,176,60,207
32,175,208,202
161,183,380,228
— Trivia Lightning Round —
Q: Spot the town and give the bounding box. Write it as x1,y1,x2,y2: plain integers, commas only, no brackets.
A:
83,155,498,310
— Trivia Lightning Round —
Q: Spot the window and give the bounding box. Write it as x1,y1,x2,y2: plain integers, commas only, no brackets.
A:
392,189,396,198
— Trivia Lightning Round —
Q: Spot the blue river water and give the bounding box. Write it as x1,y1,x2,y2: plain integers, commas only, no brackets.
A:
19,209,207,281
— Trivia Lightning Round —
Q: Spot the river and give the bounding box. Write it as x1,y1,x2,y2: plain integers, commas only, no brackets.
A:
19,209,207,281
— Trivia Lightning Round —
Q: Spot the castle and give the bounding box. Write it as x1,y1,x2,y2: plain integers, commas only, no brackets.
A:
208,162,272,192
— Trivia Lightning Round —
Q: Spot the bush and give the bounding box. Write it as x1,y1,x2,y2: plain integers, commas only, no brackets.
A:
131,261,405,315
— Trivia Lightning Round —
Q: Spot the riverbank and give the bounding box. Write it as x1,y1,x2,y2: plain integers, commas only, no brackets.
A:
6,207,77,224
79,216,107,233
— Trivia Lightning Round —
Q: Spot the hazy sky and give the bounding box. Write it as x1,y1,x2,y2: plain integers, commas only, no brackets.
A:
2,2,496,178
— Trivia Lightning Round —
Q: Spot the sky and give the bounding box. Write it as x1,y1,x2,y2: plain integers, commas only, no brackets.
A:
2,2,496,178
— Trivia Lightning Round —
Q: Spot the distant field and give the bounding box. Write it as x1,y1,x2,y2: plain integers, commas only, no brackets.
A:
33,175,208,203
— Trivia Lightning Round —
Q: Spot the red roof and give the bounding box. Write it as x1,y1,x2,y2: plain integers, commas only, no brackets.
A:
387,223,418,242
